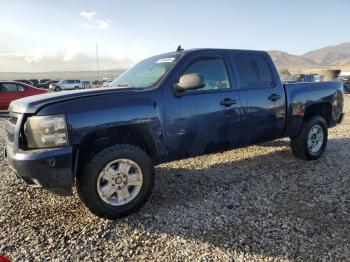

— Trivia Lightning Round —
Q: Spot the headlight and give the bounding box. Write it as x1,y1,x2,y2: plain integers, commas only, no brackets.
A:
25,115,69,148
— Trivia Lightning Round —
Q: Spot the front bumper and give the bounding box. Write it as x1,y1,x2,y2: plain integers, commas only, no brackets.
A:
5,145,74,196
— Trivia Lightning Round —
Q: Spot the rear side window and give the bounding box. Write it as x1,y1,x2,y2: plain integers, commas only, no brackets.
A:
75,80,81,83
183,58,230,91
17,85,25,91
1,83,20,92
235,54,274,89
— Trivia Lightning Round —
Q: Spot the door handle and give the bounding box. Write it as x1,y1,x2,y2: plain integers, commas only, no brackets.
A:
268,94,281,101
220,98,237,107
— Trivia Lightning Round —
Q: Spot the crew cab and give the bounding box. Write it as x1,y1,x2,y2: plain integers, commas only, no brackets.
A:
0,81,47,112
5,48,345,219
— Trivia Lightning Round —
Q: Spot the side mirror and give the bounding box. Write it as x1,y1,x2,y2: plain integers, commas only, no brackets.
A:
174,73,205,91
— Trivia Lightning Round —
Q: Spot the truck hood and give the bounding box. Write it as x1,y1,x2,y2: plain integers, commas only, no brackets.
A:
9,87,138,114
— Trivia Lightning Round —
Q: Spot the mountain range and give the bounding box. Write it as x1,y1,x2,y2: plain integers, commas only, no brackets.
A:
269,42,350,69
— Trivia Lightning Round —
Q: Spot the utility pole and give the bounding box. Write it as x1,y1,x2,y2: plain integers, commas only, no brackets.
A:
96,44,99,80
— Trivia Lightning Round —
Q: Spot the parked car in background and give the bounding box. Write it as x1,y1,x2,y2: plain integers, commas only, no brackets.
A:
82,80,91,89
0,81,47,111
30,79,40,87
297,74,317,82
282,74,319,83
49,80,83,91
39,80,59,89
103,80,113,87
5,48,345,219
281,75,299,83
339,76,350,93
344,82,350,93
91,80,103,88
14,80,34,86
40,79,51,85
312,74,324,82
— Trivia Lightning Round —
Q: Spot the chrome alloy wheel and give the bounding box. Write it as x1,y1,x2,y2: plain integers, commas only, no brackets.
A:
307,124,324,154
97,159,143,206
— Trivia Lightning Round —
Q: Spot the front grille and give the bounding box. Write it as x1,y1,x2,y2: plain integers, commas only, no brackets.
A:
6,112,19,144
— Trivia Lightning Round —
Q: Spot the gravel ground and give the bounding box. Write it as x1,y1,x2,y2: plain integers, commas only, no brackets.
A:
0,96,349,261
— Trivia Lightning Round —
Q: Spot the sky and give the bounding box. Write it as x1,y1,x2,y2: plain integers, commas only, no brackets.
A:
0,0,349,72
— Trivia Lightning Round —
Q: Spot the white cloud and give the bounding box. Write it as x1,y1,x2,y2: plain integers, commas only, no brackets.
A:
96,19,111,30
79,11,111,30
0,51,133,72
80,11,96,20
0,50,60,64
81,23,94,29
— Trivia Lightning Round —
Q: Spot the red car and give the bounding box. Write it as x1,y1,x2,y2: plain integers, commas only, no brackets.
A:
0,81,47,111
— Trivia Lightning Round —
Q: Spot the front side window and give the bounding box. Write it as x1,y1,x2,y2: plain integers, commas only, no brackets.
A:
110,54,179,89
67,80,75,84
183,58,230,91
235,54,274,89
2,83,19,92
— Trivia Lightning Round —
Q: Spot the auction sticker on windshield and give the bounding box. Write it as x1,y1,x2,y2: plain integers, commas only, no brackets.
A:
156,57,175,63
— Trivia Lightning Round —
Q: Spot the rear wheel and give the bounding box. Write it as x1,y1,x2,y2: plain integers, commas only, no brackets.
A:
77,144,155,219
290,116,328,160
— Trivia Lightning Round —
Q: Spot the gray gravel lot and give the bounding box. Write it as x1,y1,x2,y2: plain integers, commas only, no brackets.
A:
0,96,349,261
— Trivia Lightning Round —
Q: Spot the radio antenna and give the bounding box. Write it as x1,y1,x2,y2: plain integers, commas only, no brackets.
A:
96,44,99,79
177,45,184,52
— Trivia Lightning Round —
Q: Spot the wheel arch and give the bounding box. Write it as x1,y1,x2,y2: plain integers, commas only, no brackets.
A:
75,124,160,176
304,102,332,127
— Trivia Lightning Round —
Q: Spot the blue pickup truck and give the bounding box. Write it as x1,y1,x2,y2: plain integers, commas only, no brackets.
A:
5,48,345,218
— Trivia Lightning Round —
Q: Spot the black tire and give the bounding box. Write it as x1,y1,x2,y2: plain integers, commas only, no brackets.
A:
290,116,328,160
77,144,155,219
54,86,61,92
74,86,79,90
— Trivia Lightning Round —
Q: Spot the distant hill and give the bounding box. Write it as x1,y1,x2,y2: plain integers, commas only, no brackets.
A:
1,42,350,79
303,42,350,67
268,51,316,67
269,42,350,69
0,68,126,81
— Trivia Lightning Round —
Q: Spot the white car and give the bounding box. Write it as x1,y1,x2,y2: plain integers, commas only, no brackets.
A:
49,80,84,91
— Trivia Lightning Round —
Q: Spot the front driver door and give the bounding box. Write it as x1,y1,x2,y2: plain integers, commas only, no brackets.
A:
163,52,242,161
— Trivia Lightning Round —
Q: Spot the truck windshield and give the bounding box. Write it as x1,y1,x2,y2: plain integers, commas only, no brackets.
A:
110,55,179,89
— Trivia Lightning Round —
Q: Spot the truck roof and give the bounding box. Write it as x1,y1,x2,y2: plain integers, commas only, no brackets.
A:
159,48,269,57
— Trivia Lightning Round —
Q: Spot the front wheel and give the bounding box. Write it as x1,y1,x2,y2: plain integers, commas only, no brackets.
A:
290,116,328,160
77,144,155,219
54,86,61,92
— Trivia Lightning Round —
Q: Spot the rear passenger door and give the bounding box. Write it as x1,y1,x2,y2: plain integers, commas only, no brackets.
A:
68,80,75,89
230,52,286,145
76,80,82,88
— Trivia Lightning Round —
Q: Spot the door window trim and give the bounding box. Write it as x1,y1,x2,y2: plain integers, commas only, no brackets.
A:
175,55,234,96
233,53,276,90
